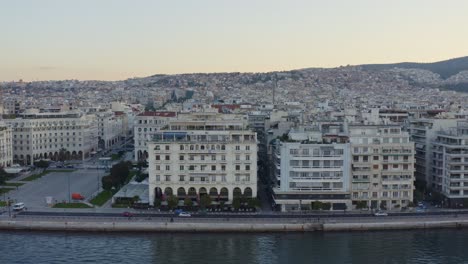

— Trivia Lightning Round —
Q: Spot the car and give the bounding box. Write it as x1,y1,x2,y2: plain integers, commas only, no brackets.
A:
122,212,134,217
416,207,426,213
374,211,388,216
418,202,424,207
178,212,191,217
12,202,25,211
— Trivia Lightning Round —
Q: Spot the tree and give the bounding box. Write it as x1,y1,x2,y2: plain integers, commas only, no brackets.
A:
200,195,212,209
232,198,241,210
167,195,178,210
101,176,114,191
154,198,162,208
356,201,368,210
379,201,387,210
34,160,49,172
184,197,193,207
0,168,7,185
132,195,140,204
247,198,261,208
311,201,323,210
58,148,67,162
137,160,148,171
321,203,332,211
110,161,130,187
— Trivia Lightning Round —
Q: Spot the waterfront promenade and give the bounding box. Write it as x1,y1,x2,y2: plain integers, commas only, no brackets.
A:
2,210,468,233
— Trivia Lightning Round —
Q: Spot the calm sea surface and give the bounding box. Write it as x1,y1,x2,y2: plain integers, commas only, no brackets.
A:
1,230,468,264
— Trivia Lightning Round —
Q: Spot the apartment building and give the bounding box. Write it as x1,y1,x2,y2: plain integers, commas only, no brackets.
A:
410,118,462,188
134,111,177,161
5,110,98,165
273,139,351,212
349,124,415,210
432,121,468,207
148,112,257,205
95,110,124,150
0,122,13,167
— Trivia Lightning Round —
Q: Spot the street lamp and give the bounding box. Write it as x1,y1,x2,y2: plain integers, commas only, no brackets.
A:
7,197,11,218
68,173,71,203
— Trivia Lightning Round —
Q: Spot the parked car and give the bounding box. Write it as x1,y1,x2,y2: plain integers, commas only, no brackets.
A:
122,212,134,217
178,212,191,217
374,211,388,216
12,202,25,211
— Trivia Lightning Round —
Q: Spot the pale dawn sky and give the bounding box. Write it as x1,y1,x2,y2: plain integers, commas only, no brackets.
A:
1,0,468,81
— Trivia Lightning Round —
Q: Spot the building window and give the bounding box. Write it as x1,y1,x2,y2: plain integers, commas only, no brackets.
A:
246,155,250,161
221,165,226,171
201,155,205,161
155,155,160,160
180,165,184,171
211,165,216,171
236,165,240,171
246,146,250,151
236,155,240,161
156,165,160,171
165,155,170,161
236,146,240,151
165,175,171,181
156,175,160,181
179,175,185,182
211,175,216,182
373,156,379,161
246,165,250,171
235,175,240,182
155,145,160,150
221,155,226,161
165,165,170,171
211,155,216,161
179,155,184,161
165,145,170,150
180,145,184,150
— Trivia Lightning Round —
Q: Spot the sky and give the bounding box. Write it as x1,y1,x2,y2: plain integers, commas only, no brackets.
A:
1,0,468,81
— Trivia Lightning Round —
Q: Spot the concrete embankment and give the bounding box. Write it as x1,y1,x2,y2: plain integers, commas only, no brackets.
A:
323,220,468,231
0,220,323,233
1,219,468,233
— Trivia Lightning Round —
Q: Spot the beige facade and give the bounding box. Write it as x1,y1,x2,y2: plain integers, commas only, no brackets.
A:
148,112,257,205
349,125,415,210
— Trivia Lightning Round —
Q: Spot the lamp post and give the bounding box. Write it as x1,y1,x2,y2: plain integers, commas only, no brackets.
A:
7,197,11,218
68,173,71,203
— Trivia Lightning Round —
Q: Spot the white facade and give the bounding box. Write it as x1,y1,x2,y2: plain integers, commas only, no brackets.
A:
349,125,415,210
148,112,257,205
410,118,462,188
5,111,98,165
134,111,177,161
0,122,13,167
95,110,124,150
432,121,468,206
274,141,351,211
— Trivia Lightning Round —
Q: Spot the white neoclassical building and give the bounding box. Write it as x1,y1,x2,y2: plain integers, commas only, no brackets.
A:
5,110,98,165
134,111,177,161
148,112,257,205
0,122,13,168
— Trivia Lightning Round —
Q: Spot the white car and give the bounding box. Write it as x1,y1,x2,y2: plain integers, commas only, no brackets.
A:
178,212,191,217
12,202,25,211
374,211,388,216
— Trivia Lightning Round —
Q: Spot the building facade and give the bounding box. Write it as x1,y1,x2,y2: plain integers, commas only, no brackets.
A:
5,111,98,165
273,141,351,212
0,122,13,167
134,111,177,161
432,121,468,207
148,112,257,205
349,124,415,210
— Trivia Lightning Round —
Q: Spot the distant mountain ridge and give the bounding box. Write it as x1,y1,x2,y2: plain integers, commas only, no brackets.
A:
360,56,468,79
